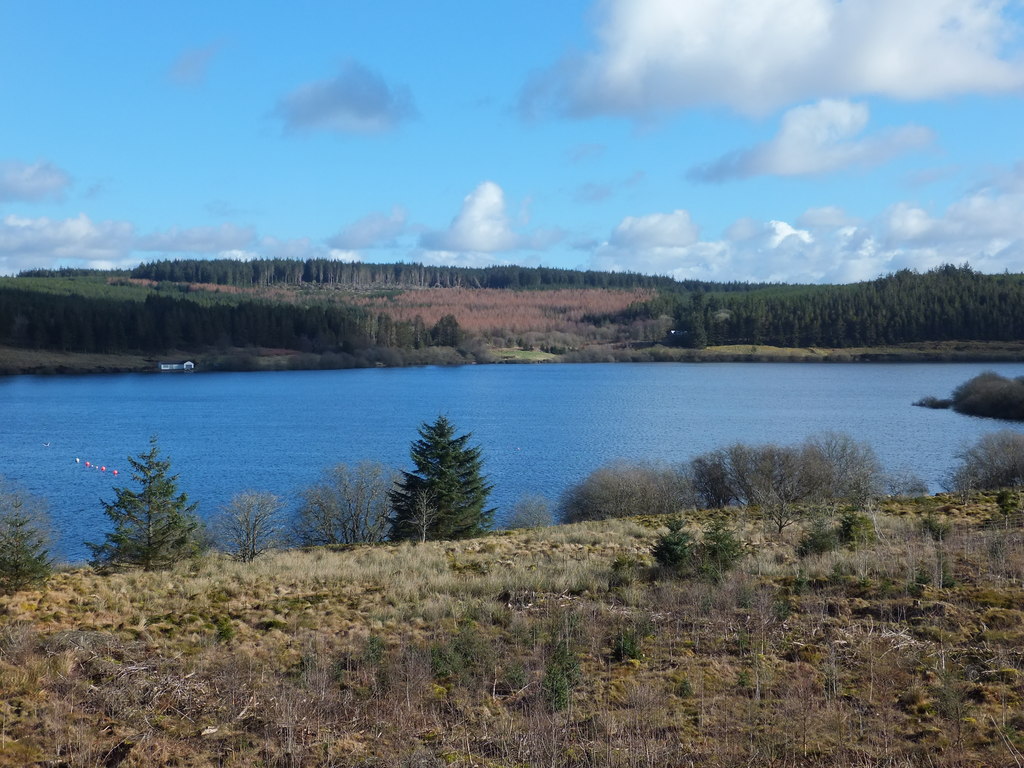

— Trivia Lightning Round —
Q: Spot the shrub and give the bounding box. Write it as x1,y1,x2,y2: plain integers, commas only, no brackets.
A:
609,554,645,588
214,491,284,562
699,517,745,580
996,489,1019,518
690,450,735,508
0,478,52,594
947,431,1024,493
690,433,882,534
885,469,929,497
611,626,644,662
297,462,397,546
651,517,695,571
542,638,580,711
838,510,875,547
652,516,744,580
505,494,553,529
797,517,840,558
921,512,952,542
559,461,693,523
950,371,1024,421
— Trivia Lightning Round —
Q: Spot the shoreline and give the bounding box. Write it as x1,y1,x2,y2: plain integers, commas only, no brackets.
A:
5,341,1024,376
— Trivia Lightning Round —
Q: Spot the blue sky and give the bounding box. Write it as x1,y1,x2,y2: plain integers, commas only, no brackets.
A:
2,0,1024,283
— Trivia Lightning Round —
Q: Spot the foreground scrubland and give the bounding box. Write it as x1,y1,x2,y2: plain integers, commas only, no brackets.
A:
2,495,1023,767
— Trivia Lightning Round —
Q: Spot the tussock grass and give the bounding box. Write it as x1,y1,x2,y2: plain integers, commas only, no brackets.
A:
2,500,1024,766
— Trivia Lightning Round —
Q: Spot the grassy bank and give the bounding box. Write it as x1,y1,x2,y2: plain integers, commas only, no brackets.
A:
1,495,1023,766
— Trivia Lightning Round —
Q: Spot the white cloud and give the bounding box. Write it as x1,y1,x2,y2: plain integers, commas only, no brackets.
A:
329,206,408,249
421,181,520,252
0,161,72,202
609,210,698,249
0,215,261,275
588,169,1024,283
523,0,1024,117
0,213,134,274
275,59,417,134
690,100,932,180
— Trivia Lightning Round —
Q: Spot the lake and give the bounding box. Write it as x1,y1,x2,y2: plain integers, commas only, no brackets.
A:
2,362,1023,562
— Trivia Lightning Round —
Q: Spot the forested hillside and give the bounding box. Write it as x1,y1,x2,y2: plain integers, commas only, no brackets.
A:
624,265,1024,348
3,261,1024,373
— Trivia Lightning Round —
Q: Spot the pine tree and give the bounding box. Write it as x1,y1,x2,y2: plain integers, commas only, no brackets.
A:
0,479,52,594
88,436,201,571
389,416,493,540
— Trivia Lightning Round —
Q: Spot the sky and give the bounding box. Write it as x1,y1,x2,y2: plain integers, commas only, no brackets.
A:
2,0,1024,284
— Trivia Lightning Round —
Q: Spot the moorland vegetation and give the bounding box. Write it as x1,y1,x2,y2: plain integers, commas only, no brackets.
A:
3,422,1024,765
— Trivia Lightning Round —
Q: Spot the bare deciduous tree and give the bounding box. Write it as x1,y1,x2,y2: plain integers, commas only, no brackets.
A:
408,489,439,543
947,430,1024,497
558,461,694,524
297,462,398,546
725,443,816,535
505,494,553,529
214,491,284,562
689,433,885,535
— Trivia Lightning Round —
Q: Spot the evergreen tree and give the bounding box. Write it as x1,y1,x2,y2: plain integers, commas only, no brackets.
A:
88,436,201,571
389,416,494,540
0,479,52,594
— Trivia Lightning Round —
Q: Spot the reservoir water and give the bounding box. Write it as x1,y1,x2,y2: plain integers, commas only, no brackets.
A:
2,362,1023,562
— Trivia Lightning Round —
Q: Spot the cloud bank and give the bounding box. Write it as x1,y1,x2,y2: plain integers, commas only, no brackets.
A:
523,0,1024,117
590,165,1024,283
690,100,932,181
329,207,409,249
0,161,72,202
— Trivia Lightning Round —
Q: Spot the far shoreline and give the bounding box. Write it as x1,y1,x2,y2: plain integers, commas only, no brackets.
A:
5,340,1024,377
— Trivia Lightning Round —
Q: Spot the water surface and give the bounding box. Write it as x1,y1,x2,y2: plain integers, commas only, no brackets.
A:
2,362,1021,561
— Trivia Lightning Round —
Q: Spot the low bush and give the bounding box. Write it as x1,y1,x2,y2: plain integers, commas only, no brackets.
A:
652,516,744,580
558,461,693,523
797,517,840,558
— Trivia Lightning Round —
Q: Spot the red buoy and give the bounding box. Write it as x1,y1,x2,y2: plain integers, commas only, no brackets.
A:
112,470,118,475
101,466,106,471
85,461,91,467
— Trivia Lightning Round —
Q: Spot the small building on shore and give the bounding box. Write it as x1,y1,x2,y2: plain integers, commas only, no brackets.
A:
157,361,195,372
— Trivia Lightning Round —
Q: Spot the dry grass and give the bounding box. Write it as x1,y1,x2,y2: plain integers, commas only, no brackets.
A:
2,499,1024,766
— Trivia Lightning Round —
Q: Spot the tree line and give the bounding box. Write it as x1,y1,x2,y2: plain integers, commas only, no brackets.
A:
121,258,760,292
620,265,1024,348
0,286,468,356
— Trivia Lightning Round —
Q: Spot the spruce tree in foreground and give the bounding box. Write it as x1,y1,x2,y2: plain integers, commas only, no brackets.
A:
0,478,52,594
389,415,494,541
88,436,201,571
